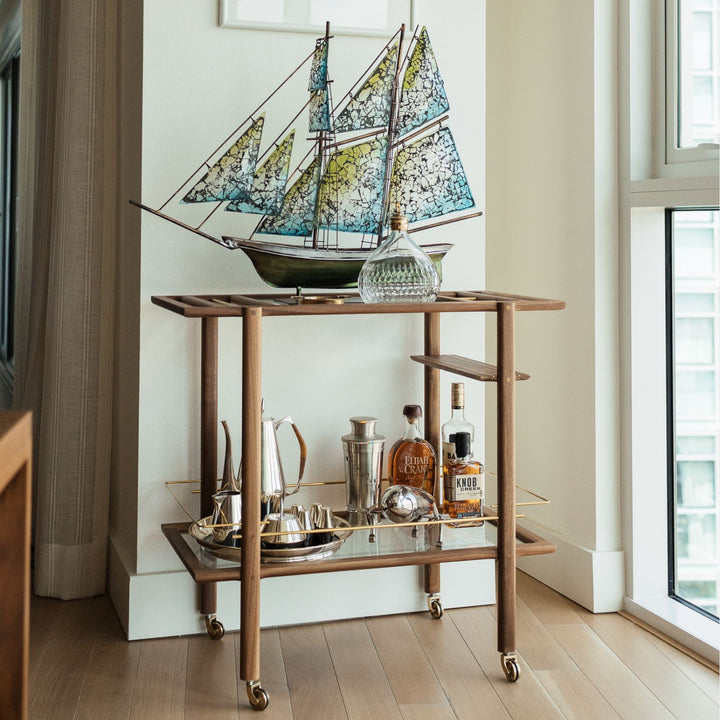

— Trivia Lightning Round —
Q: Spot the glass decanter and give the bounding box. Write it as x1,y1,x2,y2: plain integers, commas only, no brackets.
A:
358,206,440,303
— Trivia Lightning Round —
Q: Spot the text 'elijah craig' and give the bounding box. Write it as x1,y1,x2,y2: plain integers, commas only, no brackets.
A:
388,404,436,494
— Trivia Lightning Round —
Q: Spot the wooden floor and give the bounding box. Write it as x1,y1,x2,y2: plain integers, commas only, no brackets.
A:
29,572,718,720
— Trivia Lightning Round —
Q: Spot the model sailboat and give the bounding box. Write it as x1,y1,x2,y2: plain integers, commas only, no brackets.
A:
132,24,481,289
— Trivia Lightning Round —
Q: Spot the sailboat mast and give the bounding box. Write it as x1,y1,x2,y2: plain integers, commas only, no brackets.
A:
375,23,407,244
311,21,332,250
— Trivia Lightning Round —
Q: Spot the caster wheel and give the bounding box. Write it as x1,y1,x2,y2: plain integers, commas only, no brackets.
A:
247,681,270,711
204,615,225,640
428,596,444,619
501,654,521,682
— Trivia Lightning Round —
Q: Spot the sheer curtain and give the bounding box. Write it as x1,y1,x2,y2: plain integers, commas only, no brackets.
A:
14,0,118,599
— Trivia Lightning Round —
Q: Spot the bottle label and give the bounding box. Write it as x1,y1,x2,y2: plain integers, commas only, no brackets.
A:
443,441,457,465
448,472,485,501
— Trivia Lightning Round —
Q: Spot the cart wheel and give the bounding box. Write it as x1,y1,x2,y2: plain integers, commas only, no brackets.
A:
247,681,270,711
501,653,521,682
204,615,225,640
427,595,444,619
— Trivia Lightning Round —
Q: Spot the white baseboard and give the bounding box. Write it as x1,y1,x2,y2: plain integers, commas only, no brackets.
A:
108,538,496,640
516,519,625,612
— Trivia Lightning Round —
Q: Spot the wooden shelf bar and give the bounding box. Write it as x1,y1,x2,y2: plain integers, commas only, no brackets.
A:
411,354,530,382
161,521,556,584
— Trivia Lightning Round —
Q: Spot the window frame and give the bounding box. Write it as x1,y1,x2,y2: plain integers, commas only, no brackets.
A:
665,207,720,623
663,0,720,170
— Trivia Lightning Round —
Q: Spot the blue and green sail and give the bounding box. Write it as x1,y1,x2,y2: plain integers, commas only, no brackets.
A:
255,156,321,236
225,131,295,215
395,27,449,137
182,115,264,203
333,43,398,133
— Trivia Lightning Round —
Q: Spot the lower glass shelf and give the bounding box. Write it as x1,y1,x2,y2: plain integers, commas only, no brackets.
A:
162,516,555,583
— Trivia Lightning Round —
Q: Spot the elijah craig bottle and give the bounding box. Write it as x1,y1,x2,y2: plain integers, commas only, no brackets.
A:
443,431,485,525
388,404,436,494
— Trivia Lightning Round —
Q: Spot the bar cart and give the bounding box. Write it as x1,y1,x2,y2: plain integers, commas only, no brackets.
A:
153,289,564,711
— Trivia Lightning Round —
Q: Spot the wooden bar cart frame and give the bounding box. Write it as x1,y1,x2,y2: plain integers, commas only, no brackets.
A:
152,290,564,710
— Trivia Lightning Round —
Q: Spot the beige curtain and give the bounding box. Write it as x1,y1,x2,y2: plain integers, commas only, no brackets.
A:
14,0,118,599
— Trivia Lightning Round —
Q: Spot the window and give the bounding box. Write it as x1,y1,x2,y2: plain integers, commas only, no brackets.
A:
0,50,18,396
667,209,720,619
666,0,720,165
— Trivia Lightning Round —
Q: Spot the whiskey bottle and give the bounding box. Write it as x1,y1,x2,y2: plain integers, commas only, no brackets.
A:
388,404,436,493
441,382,475,480
443,431,484,525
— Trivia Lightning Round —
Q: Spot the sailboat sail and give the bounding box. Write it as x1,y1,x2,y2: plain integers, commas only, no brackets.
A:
316,137,388,233
225,131,295,215
309,89,331,132
333,44,398,133
395,27,449,137
308,38,328,91
388,126,474,223
182,115,264,203
256,156,321,236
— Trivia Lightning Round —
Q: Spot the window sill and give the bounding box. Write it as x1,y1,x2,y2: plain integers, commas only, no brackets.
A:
630,175,720,207
624,595,719,664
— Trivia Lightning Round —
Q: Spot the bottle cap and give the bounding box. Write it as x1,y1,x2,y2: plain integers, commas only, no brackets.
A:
389,203,409,231
451,383,465,408
454,431,471,457
402,404,422,418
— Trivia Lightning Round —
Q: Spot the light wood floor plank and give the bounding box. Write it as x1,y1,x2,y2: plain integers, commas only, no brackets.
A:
128,637,188,720
516,573,586,625
235,628,294,719
448,606,566,720
399,702,459,720
28,598,98,720
323,619,403,720
580,612,719,720
74,596,142,720
407,611,511,720
186,632,239,719
366,614,449,706
645,632,720,701
534,669,622,720
548,623,676,720
280,623,348,720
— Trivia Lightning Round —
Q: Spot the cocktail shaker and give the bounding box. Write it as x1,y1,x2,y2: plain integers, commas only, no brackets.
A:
342,416,385,524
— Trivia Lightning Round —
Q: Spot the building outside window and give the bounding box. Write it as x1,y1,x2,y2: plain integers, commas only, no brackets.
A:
669,209,719,618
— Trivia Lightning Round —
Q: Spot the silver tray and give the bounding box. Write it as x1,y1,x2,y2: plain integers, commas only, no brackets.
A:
189,515,353,564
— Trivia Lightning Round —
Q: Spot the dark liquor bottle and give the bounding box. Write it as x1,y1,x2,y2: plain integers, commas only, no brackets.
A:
443,431,484,525
388,404,436,494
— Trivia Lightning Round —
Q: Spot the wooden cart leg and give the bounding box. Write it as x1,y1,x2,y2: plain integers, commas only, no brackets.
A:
423,312,443,620
201,318,220,636
497,302,520,682
240,309,268,707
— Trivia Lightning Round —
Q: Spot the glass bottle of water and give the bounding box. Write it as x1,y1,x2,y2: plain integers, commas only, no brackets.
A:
358,206,440,303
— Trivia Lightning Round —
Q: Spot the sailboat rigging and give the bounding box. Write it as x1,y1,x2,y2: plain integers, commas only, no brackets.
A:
131,23,482,289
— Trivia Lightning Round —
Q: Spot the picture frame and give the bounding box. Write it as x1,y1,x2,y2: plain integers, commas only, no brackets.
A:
219,0,415,37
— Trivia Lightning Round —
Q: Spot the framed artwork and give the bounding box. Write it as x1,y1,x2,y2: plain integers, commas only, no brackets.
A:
219,0,415,37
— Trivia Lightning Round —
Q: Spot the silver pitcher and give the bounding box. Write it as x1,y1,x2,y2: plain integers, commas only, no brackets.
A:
342,416,385,524
260,415,307,519
210,489,242,546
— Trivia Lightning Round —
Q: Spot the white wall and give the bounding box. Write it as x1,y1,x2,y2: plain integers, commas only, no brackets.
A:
110,0,488,638
485,0,624,612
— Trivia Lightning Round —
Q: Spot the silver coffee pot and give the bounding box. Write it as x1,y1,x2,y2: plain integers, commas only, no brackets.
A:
260,415,307,519
342,416,385,524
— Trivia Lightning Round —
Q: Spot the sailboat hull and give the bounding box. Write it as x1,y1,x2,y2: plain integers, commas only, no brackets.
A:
225,237,452,289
